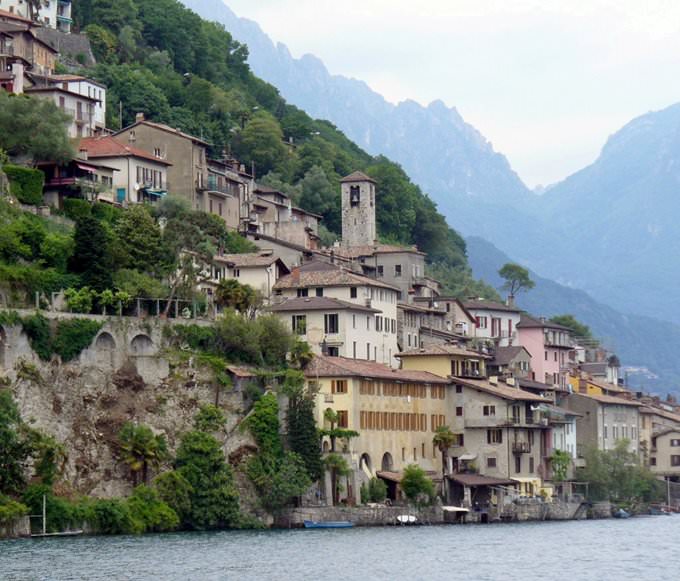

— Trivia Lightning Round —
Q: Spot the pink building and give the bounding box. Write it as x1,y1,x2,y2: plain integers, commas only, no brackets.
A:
516,315,573,389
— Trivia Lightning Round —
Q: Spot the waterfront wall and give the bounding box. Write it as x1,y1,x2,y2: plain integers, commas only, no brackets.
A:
0,517,30,539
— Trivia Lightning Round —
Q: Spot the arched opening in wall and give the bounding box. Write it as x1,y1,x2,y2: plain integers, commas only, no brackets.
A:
94,332,116,366
322,441,330,453
359,453,372,476
381,452,393,472
0,326,7,371
130,334,154,356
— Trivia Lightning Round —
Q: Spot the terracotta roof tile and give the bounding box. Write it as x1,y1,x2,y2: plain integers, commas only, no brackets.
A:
452,377,549,402
274,261,399,291
340,170,376,183
213,252,283,268
269,296,379,313
329,243,422,259
397,344,491,359
79,136,172,165
462,299,521,313
304,355,449,384
569,392,642,407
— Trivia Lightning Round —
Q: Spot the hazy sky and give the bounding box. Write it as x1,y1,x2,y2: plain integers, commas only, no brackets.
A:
224,0,680,187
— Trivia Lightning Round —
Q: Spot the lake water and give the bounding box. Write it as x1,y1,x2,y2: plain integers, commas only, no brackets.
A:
1,517,677,580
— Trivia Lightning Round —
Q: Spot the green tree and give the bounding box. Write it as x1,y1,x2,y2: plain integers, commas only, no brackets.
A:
550,449,571,483
432,425,456,498
113,204,163,274
153,470,193,523
194,404,226,433
175,430,240,529
286,372,323,481
0,390,28,495
238,111,288,176
400,464,435,507
361,477,387,504
324,452,351,505
118,423,168,486
68,214,113,292
0,93,74,163
498,262,535,299
243,392,283,458
297,166,340,233
215,278,258,316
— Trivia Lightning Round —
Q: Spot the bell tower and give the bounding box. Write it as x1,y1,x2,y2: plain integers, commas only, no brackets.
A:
340,171,377,247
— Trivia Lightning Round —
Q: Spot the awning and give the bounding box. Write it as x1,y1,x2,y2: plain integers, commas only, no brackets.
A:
448,473,517,487
142,188,167,197
376,470,402,483
458,453,477,461
75,162,97,173
442,506,470,513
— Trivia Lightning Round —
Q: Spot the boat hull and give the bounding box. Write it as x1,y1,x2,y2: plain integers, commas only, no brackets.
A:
303,520,353,529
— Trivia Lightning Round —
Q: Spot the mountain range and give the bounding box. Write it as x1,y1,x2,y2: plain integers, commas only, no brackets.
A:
181,0,680,393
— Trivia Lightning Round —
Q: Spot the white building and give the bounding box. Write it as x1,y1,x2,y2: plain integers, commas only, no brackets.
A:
206,252,290,298
0,0,71,32
26,85,99,138
79,136,171,204
272,260,400,367
462,298,522,347
49,74,106,130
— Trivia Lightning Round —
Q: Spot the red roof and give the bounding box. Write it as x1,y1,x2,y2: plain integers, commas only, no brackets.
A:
79,136,172,166
0,9,34,25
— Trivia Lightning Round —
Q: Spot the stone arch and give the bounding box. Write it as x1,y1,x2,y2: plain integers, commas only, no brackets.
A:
322,440,330,453
381,452,393,472
130,333,154,356
359,453,372,474
94,332,116,366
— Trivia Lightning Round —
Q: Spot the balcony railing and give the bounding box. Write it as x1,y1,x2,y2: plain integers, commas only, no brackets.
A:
512,441,532,454
64,108,92,124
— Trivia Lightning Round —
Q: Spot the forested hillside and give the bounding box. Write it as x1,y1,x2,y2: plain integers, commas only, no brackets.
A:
70,0,496,298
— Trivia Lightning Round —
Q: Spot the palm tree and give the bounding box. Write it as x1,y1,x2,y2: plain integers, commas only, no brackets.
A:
433,425,456,500
324,453,350,505
118,422,168,485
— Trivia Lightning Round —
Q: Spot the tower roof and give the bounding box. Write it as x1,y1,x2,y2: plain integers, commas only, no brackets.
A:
340,170,376,184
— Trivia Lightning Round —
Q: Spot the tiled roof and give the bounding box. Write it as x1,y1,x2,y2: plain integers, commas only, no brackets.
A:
274,262,399,291
0,9,33,24
492,346,531,366
517,314,572,331
652,426,680,438
462,299,521,313
585,377,630,395
116,119,210,146
213,252,283,268
227,365,257,378
269,296,379,313
640,406,680,424
304,355,450,384
329,243,422,259
451,377,549,402
397,344,491,359
569,392,642,407
79,136,172,165
340,170,376,183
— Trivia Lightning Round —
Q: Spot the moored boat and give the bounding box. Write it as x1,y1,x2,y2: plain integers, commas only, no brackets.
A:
303,520,353,528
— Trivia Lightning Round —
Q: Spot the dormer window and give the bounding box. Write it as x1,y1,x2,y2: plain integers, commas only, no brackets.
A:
350,185,360,207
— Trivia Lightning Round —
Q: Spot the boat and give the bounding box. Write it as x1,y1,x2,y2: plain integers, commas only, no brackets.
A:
303,520,353,528
32,530,84,538
613,508,631,519
396,514,418,525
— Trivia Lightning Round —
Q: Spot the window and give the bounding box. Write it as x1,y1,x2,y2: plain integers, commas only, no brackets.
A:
291,315,306,335
476,316,488,329
511,406,520,423
233,269,240,277
515,456,521,474
315,287,324,297
297,288,308,297
487,429,503,444
394,264,402,277
327,346,339,357
544,351,548,361
353,315,356,329
651,457,657,466
487,457,497,468
529,457,535,473
422,443,426,458
336,410,349,428
367,316,371,331
350,185,360,206
350,287,358,298
377,265,384,277
554,352,558,362
366,343,371,360
604,425,608,439
407,334,411,347
324,313,339,334
483,405,496,417
456,406,463,417
672,455,680,467
671,439,680,447
353,342,357,359
154,147,162,158
453,433,464,446
376,316,382,332
456,385,463,394
331,380,347,394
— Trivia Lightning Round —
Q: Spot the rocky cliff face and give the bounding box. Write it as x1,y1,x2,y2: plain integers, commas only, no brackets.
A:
1,315,254,499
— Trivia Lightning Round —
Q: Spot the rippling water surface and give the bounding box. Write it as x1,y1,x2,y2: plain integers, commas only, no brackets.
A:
1,517,677,580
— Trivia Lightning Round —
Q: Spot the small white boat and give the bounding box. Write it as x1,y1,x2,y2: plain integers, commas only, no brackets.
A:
396,514,418,525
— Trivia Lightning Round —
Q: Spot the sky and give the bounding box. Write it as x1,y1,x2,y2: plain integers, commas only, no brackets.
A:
224,0,680,188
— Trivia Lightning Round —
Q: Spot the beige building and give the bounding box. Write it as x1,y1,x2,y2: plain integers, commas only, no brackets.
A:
639,405,680,463
273,261,400,366
398,343,490,379
447,377,550,495
305,354,451,503
204,252,290,298
205,157,251,230
564,392,642,455
650,428,680,478
115,114,209,209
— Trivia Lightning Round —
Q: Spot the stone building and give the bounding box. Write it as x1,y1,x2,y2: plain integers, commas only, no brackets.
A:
649,428,680,479
340,171,376,247
115,114,209,210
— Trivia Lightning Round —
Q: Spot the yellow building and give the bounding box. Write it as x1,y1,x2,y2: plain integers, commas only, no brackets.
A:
567,374,631,397
304,354,451,503
397,343,490,379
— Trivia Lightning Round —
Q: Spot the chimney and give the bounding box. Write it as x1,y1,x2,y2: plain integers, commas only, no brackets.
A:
135,112,145,123
506,295,515,308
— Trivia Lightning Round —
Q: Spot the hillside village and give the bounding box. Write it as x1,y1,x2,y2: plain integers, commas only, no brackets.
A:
1,2,680,527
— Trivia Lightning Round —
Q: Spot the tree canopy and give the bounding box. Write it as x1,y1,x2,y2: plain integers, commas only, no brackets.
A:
498,262,535,297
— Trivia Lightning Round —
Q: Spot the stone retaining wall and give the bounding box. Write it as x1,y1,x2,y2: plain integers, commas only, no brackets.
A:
276,505,444,528
0,516,30,540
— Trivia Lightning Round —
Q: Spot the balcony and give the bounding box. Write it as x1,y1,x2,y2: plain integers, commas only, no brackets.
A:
512,441,532,454
0,42,14,57
65,108,92,125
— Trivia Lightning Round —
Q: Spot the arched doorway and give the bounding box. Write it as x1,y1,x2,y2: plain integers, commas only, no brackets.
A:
94,332,116,366
130,334,154,356
381,452,393,472
359,453,372,476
